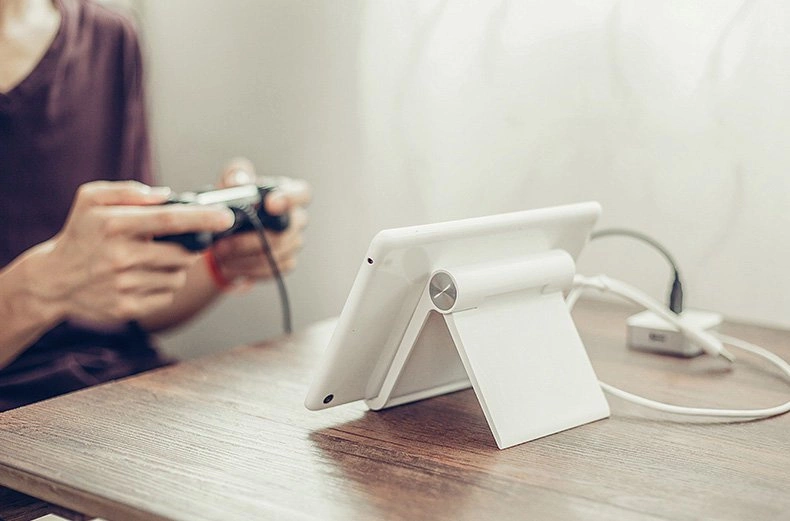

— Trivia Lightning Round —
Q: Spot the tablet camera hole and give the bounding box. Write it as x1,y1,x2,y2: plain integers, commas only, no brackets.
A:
367,258,374,265
323,394,334,404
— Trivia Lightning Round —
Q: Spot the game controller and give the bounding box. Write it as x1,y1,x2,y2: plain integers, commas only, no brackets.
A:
155,184,289,251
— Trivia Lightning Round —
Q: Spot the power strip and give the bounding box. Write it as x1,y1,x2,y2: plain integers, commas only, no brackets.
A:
627,309,723,357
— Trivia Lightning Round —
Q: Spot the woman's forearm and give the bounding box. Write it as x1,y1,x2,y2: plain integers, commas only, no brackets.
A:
0,241,66,369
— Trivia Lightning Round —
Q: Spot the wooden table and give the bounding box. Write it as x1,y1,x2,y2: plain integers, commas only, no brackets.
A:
0,301,788,521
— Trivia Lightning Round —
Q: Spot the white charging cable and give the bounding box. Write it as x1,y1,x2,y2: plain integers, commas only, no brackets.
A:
570,274,790,419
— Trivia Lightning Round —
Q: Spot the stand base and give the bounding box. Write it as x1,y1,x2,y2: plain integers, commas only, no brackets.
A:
366,252,610,449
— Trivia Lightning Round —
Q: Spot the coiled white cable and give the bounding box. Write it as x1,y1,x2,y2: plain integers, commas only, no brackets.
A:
570,274,790,419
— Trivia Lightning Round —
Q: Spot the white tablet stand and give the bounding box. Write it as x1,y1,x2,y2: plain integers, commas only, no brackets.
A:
365,250,610,449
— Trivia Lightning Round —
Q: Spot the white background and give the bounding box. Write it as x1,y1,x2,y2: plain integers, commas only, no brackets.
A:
131,1,789,359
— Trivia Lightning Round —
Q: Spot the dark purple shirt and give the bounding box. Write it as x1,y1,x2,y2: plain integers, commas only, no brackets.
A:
0,0,168,411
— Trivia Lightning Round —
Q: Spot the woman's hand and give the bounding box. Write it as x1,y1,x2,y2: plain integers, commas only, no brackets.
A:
209,159,311,286
40,180,235,325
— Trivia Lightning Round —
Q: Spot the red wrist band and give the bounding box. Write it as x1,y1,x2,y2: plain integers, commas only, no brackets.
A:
204,249,232,290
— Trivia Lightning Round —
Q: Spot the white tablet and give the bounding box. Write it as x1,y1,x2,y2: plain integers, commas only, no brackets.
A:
305,202,601,411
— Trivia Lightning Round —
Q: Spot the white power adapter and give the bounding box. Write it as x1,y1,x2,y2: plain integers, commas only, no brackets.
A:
627,309,723,357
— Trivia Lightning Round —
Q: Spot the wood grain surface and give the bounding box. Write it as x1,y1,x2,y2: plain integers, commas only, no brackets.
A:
0,300,788,521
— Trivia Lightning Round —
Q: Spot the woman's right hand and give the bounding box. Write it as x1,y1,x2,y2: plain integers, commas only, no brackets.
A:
33,180,235,326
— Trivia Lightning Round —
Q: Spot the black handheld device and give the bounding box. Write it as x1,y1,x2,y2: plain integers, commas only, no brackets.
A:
155,184,289,251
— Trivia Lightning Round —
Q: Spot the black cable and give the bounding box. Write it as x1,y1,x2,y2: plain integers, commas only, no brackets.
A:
242,206,293,335
589,228,684,314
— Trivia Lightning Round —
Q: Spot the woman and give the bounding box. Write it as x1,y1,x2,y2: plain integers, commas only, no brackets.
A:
0,0,309,410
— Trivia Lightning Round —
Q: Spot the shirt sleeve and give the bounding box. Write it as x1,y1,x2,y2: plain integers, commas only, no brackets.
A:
116,19,154,186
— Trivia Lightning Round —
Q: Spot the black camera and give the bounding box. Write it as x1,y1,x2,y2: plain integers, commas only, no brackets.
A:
155,184,289,251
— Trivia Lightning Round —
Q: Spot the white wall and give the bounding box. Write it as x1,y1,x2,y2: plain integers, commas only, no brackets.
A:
136,0,790,358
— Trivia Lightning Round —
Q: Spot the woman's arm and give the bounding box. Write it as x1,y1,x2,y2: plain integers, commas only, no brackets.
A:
0,181,234,369
0,242,67,368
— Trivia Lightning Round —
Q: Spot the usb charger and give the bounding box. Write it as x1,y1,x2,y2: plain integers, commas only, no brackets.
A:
588,228,721,357
627,308,723,357
573,227,790,420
